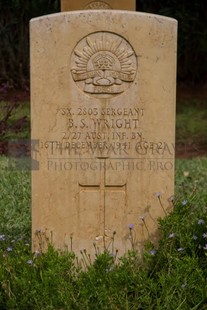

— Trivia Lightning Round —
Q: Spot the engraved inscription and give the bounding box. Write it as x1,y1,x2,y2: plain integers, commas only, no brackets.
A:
71,32,137,98
38,103,174,161
85,1,112,10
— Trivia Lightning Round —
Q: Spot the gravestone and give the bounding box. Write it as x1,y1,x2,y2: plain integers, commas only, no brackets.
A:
61,0,136,11
31,10,177,256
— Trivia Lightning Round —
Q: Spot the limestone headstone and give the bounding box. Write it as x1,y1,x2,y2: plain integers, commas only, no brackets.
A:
31,11,177,256
61,0,136,11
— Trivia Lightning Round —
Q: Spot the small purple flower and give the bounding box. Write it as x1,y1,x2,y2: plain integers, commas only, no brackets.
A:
198,219,204,225
27,259,33,265
182,200,188,206
128,224,134,229
177,247,184,252
168,233,176,238
203,244,207,250
0,234,5,241
193,235,198,240
6,247,13,252
203,233,207,238
149,249,156,255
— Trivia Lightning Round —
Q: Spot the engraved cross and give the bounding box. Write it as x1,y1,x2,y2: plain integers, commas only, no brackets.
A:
79,157,126,244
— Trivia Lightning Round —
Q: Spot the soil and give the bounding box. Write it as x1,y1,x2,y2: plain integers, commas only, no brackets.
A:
0,85,207,158
175,143,207,159
0,88,30,102
177,84,207,101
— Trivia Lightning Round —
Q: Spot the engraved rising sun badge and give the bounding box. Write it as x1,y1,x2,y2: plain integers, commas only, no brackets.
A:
71,32,137,98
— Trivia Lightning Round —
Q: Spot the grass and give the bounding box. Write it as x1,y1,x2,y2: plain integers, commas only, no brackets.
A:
0,157,207,309
176,100,207,145
175,157,207,204
0,101,30,140
0,156,31,240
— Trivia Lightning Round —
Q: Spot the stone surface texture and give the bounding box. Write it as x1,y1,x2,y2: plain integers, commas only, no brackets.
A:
31,11,177,257
61,0,136,11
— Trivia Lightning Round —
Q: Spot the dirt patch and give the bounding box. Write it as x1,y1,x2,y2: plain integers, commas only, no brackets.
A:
177,84,207,101
0,87,30,102
176,143,207,159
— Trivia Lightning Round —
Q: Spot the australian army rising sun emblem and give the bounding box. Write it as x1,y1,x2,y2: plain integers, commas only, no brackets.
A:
71,32,137,98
